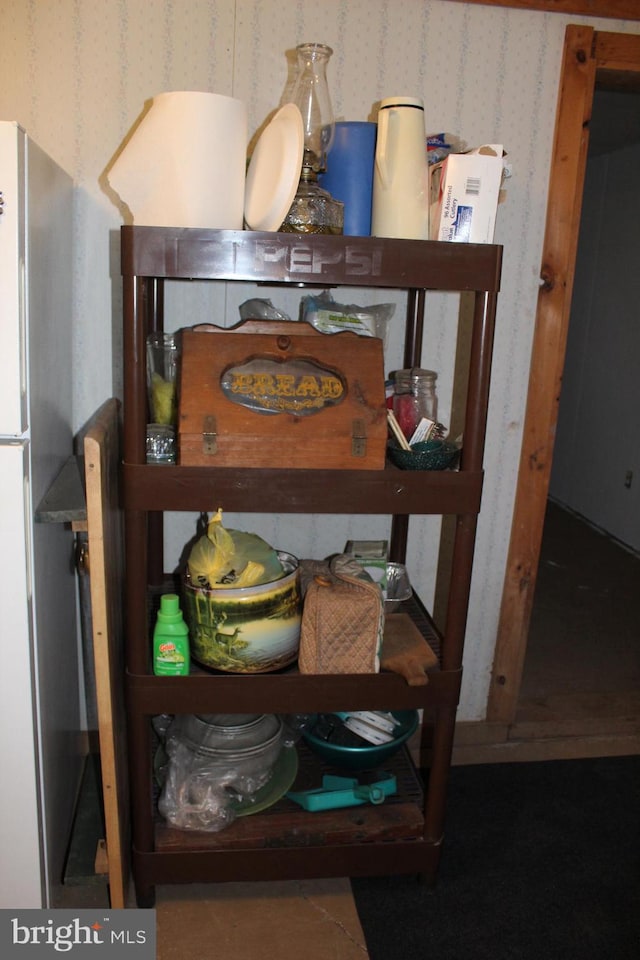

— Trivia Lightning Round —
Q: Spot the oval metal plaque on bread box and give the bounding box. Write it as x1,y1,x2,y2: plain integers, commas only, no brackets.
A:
220,357,345,416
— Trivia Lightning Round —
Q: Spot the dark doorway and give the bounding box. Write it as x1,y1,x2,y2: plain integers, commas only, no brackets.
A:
516,86,640,737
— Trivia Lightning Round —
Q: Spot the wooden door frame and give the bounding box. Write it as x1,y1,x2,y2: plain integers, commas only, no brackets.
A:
447,0,640,19
488,25,640,724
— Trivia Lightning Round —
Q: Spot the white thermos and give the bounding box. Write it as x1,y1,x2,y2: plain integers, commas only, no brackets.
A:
371,96,430,240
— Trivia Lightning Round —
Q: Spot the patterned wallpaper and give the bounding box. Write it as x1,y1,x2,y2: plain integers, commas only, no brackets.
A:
1,0,637,719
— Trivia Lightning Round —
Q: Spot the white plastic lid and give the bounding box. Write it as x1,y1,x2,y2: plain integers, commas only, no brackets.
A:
379,96,424,110
244,103,304,232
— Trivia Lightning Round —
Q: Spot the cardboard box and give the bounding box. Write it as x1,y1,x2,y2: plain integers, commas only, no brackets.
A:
178,320,387,470
429,144,506,244
344,539,389,590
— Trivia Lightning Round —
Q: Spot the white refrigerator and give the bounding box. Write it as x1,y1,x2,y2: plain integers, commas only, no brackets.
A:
0,121,83,906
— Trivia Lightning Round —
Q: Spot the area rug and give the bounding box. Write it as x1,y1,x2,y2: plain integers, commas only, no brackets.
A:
351,755,640,960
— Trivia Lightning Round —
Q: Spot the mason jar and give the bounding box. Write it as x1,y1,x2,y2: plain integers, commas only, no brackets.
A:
392,368,438,441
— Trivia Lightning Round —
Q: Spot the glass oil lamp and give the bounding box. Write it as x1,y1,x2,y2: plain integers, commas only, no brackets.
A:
280,42,344,235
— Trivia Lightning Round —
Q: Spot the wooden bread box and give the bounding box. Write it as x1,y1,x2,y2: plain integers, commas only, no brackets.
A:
178,319,387,470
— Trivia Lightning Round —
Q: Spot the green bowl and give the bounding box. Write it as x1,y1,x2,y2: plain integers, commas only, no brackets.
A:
302,710,419,771
388,439,460,471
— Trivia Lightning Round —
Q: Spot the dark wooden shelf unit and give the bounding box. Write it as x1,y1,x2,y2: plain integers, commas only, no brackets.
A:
121,225,502,907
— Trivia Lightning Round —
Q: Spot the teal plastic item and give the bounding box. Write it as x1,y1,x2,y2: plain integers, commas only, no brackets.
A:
153,593,190,676
286,773,397,811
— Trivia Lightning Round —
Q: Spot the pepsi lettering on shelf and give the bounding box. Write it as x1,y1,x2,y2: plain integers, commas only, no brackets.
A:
245,238,384,279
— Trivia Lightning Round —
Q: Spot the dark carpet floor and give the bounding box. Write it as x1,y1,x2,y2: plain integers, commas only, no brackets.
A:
351,755,640,960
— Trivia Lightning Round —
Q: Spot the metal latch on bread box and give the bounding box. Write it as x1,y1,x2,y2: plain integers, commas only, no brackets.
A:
352,419,367,458
201,416,365,459
202,415,217,455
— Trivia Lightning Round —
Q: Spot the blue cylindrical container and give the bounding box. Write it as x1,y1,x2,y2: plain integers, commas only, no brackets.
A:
319,121,376,236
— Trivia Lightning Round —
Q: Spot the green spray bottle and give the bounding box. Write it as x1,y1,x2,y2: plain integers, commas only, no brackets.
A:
153,594,190,676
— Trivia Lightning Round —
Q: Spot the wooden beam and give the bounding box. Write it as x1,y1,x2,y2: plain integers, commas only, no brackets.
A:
595,31,640,88
446,0,640,20
487,25,596,723
84,398,130,908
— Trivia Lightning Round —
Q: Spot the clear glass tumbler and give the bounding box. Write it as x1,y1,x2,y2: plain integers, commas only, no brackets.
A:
146,332,179,463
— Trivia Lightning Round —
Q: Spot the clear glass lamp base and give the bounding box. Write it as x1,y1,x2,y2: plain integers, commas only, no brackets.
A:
279,177,344,235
